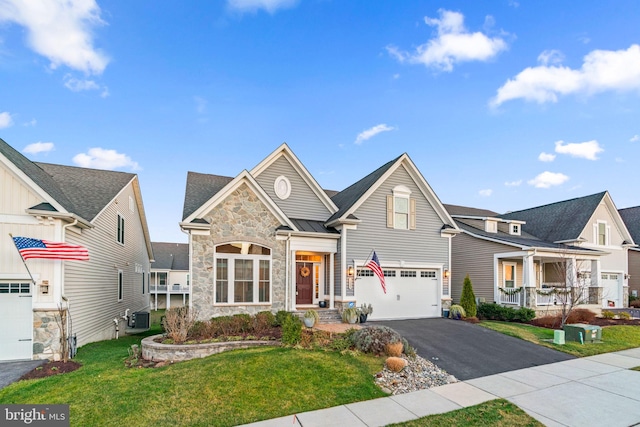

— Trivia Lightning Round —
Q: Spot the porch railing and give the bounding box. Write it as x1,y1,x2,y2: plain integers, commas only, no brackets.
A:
150,284,189,293
499,288,521,305
536,293,556,306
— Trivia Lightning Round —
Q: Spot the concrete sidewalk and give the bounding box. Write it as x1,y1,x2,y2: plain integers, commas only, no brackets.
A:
240,348,640,427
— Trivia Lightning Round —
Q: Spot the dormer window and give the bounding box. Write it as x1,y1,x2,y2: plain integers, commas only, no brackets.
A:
510,224,521,235
387,186,416,230
485,220,497,233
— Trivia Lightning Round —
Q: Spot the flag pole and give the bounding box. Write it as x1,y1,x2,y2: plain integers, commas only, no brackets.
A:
9,233,37,286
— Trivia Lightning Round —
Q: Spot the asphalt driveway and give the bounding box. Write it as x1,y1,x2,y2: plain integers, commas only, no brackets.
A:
0,360,46,390
376,318,575,380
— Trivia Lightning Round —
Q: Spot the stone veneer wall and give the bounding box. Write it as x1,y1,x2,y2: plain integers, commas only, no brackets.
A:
33,310,63,361
191,183,286,320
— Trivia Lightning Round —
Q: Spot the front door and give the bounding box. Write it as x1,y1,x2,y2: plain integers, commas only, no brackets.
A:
296,262,313,304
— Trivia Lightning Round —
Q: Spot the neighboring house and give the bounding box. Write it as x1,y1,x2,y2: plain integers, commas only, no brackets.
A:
0,138,153,362
180,144,459,321
150,242,189,310
618,206,640,300
446,191,634,313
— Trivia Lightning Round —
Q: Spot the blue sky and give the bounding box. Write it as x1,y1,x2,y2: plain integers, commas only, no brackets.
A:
1,0,640,243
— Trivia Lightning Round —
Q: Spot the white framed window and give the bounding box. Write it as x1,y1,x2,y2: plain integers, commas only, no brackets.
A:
274,175,291,200
118,270,124,301
400,270,417,277
595,221,610,246
485,220,497,233
117,213,125,245
421,271,436,278
357,269,374,277
387,186,416,230
0,283,30,294
214,242,271,304
510,224,521,235
383,270,396,277
503,263,516,288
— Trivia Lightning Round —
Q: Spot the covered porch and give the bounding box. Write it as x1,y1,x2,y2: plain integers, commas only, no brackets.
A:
493,250,604,312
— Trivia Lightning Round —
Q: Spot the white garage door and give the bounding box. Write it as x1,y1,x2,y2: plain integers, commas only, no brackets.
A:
0,282,33,361
601,273,620,308
356,269,440,320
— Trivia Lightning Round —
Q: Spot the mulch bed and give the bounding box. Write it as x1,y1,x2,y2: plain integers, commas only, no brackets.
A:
20,360,82,381
588,318,640,327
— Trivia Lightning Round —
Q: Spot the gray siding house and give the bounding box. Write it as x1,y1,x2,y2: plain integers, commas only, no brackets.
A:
150,242,190,310
446,191,634,314
0,138,153,361
180,144,459,321
619,206,640,300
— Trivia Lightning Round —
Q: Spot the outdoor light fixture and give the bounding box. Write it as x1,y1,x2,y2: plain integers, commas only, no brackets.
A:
347,265,354,277
625,274,631,280
443,269,450,278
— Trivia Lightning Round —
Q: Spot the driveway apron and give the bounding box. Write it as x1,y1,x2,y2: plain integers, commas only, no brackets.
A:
0,360,46,390
375,318,575,380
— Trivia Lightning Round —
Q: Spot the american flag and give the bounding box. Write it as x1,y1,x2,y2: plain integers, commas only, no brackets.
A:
365,251,386,294
12,236,89,261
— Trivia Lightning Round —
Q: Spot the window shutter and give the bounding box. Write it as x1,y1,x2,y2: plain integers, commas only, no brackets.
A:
409,198,416,230
386,195,394,228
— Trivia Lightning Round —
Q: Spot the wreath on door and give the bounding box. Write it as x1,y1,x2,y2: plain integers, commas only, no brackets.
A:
300,266,311,277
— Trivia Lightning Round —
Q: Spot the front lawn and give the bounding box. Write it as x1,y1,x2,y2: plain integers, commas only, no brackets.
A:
388,399,543,427
479,321,640,357
0,334,385,427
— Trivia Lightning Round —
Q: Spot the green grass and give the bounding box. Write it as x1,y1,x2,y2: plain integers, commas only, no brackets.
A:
388,399,543,427
479,321,640,357
0,313,386,427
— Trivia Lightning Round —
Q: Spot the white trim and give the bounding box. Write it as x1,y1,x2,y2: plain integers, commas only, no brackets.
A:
213,243,272,305
274,175,291,200
250,143,338,213
503,262,517,288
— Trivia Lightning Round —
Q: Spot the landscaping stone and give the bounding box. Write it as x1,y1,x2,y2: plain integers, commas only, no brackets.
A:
375,354,457,395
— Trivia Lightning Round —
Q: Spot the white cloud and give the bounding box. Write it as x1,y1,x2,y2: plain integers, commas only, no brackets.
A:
554,140,603,160
387,9,507,72
504,180,522,187
226,0,298,13
23,141,54,154
491,44,640,107
538,152,556,162
73,148,140,171
0,0,109,74
23,118,37,127
630,134,639,142
479,189,493,197
0,111,13,128
64,76,99,91
194,96,207,114
354,124,395,145
528,171,569,188
537,49,564,65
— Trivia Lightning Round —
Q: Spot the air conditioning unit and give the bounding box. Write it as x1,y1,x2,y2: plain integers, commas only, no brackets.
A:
131,311,150,329
563,323,602,343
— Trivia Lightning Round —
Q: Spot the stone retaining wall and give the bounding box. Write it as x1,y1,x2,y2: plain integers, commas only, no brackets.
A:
141,334,280,362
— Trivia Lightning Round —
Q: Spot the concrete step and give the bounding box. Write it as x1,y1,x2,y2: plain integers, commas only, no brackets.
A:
295,309,342,324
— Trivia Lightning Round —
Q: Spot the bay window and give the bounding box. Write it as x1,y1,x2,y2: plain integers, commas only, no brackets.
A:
214,242,271,304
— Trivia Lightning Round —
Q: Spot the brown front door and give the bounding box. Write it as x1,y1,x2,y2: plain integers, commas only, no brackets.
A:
296,262,313,304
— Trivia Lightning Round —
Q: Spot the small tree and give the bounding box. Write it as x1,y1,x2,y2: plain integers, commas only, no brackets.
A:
460,274,477,318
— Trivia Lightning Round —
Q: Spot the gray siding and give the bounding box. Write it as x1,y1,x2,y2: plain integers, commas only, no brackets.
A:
64,182,151,347
335,236,342,297
254,156,332,221
629,250,640,297
451,232,514,304
346,166,449,268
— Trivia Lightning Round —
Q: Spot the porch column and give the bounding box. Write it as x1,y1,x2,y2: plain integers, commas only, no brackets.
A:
565,257,576,287
523,253,535,307
591,259,602,305
290,249,297,311
493,255,500,304
166,288,171,310
329,253,335,309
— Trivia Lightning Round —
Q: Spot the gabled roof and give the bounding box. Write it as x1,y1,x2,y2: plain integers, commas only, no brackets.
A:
444,203,500,218
619,206,640,247
151,242,189,270
327,153,458,231
36,162,136,222
454,219,600,254
182,172,234,220
500,191,608,242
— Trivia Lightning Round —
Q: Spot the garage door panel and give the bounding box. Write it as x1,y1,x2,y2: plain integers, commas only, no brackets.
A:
356,270,440,320
0,283,33,361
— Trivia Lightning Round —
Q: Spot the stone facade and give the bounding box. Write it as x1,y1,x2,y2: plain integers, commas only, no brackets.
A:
191,184,286,320
33,310,63,361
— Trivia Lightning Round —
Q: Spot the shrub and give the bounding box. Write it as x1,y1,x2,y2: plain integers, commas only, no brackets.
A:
618,311,631,320
253,311,276,335
630,299,640,308
274,310,290,327
449,304,466,319
566,308,596,324
351,325,405,355
385,342,403,357
602,310,615,319
385,357,407,373
188,320,211,340
162,307,198,344
530,315,560,329
513,307,536,323
460,275,477,318
303,309,320,325
232,313,252,333
477,303,534,323
281,314,302,345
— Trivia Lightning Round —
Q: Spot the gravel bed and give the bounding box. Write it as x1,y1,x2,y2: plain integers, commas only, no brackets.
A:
375,354,457,395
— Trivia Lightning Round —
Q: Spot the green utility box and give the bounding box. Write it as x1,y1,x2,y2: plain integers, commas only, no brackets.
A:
563,323,602,343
